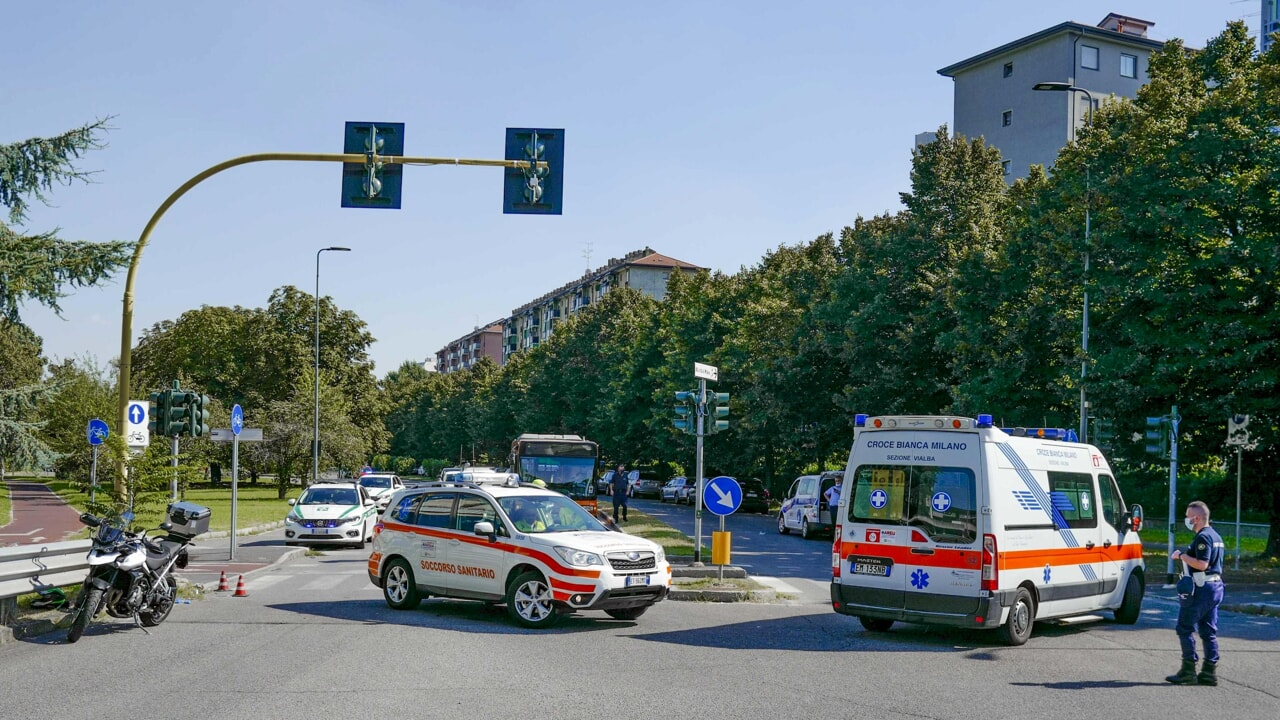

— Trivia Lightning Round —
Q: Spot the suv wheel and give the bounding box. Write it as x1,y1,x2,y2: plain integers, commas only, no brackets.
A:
382,559,421,610
506,570,560,629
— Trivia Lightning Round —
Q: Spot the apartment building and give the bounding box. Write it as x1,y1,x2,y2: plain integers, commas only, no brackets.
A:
935,13,1165,180
434,322,505,375
501,247,701,364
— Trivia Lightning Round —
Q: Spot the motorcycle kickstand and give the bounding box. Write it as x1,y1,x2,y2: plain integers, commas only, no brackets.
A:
132,613,151,635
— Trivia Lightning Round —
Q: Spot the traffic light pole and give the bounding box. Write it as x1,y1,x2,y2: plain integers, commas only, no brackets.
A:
171,435,180,501
693,378,706,564
113,151,548,491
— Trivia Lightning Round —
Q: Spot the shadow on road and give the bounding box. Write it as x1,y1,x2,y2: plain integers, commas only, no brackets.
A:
263,598,638,635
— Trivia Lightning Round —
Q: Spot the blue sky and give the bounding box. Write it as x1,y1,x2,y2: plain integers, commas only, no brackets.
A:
3,1,1245,379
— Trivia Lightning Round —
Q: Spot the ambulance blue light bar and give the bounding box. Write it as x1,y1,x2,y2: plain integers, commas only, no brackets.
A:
976,414,993,428
855,414,868,427
1003,426,1072,440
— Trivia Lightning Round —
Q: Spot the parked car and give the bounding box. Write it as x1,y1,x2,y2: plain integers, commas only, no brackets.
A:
357,473,405,509
633,474,664,499
597,469,620,495
738,478,771,513
660,476,693,503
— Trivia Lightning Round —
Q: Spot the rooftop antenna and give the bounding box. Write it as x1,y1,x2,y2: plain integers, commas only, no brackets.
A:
582,241,594,273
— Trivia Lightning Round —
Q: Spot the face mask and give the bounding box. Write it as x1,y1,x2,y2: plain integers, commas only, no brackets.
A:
1184,517,1196,531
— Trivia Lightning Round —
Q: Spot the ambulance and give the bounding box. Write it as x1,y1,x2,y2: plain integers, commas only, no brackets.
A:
830,414,1145,645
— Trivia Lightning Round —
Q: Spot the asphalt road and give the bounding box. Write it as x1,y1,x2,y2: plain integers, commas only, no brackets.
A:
3,546,1277,720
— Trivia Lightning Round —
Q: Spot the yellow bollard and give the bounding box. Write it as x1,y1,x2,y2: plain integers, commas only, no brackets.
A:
711,531,731,566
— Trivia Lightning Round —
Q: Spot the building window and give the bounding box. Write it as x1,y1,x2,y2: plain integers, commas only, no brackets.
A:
1081,45,1099,70
1000,160,1011,176
1002,62,1013,78
1001,110,1012,127
1120,53,1137,78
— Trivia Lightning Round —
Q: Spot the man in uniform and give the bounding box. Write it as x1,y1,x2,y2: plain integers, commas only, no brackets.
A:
1166,500,1225,685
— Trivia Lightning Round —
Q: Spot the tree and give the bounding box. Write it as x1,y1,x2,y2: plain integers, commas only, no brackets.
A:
0,119,133,473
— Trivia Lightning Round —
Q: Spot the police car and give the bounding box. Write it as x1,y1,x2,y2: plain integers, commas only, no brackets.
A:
284,481,379,548
357,472,404,509
368,475,671,628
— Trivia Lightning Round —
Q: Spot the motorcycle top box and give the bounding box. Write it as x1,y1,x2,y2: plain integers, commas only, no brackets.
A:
166,501,211,539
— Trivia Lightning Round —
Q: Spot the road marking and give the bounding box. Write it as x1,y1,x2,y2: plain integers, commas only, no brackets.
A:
750,576,804,595
301,575,347,591
0,529,41,536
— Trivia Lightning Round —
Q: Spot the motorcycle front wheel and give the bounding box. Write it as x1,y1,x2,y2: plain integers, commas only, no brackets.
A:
67,586,104,643
140,575,177,627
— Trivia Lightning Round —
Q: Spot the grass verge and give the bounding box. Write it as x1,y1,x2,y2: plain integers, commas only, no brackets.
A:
44,481,301,533
0,481,11,529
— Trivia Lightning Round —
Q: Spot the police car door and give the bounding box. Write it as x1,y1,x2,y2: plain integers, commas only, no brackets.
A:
445,494,506,599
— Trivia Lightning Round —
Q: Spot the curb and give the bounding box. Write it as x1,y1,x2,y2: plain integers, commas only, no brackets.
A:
668,563,776,603
198,520,285,540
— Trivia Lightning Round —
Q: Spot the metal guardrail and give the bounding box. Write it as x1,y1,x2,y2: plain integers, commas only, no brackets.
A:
0,540,90,601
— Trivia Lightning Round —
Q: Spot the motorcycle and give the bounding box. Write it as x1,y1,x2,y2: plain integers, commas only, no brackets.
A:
67,504,206,643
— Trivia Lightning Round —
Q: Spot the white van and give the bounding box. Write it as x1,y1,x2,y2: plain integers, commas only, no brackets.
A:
830,414,1145,645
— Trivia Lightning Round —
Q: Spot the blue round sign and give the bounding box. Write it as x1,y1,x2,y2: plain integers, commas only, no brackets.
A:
86,418,109,446
869,488,888,509
231,404,244,435
702,476,742,516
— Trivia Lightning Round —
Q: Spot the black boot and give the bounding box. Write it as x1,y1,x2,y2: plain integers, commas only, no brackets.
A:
1197,661,1218,686
1166,660,1198,685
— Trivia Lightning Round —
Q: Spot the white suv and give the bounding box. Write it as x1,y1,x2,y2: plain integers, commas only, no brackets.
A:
369,477,671,628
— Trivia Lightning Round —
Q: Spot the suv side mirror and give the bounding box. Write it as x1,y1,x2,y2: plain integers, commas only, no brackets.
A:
474,521,498,542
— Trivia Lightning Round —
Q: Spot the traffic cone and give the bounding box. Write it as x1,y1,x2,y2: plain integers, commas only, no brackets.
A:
216,571,230,592
232,575,248,597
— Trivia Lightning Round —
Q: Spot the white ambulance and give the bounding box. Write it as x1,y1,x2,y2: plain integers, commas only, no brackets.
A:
830,414,1145,645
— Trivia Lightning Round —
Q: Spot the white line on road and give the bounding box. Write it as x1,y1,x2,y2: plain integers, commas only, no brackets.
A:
0,528,41,536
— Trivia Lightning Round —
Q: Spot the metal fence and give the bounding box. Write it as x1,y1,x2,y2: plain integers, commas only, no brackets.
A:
0,540,90,601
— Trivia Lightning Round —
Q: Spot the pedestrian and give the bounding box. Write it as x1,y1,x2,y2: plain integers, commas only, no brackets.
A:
1166,500,1225,686
824,480,842,517
611,463,630,522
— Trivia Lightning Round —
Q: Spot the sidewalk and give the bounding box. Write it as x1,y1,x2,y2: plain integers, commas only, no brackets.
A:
1147,581,1280,618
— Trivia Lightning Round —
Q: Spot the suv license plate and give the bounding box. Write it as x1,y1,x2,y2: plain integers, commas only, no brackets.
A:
625,575,650,587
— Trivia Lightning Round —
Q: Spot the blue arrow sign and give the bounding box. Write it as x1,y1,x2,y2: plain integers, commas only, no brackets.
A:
702,476,742,516
231,404,244,435
127,403,146,426
86,418,109,446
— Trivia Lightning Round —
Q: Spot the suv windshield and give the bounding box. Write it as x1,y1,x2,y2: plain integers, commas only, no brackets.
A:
301,487,359,505
498,495,607,534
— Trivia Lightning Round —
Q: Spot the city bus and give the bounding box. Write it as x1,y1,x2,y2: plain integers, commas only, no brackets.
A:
510,433,599,513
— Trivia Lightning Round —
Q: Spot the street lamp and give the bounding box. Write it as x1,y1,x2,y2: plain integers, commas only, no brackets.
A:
1033,81,1094,442
314,246,351,483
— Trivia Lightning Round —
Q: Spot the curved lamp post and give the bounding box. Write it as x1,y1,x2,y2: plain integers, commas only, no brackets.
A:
314,246,351,483
1033,81,1094,442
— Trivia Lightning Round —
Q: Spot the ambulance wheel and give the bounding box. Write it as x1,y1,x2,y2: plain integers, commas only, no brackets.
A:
1000,587,1035,646
507,570,560,629
800,518,812,540
859,617,894,632
1114,573,1143,625
382,559,421,610
777,514,789,535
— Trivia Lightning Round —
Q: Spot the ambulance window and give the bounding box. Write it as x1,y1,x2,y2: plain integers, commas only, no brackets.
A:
850,466,907,523
1047,472,1097,529
455,495,497,533
390,493,423,524
416,493,457,529
905,467,977,544
1097,475,1124,529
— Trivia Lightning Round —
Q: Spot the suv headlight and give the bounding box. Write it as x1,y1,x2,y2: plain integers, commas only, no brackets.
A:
654,547,665,564
554,546,603,567
284,515,298,525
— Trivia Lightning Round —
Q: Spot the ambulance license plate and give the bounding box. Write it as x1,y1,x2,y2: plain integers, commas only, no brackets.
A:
851,556,892,577
625,575,650,587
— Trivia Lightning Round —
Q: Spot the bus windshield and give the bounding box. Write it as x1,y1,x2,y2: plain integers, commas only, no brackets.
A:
511,435,599,510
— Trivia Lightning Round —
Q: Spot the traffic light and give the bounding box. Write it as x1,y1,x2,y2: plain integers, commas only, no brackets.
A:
148,391,164,436
711,392,730,433
341,122,404,209
503,128,564,215
674,391,696,434
165,392,191,437
1144,416,1169,459
1092,417,1114,449
189,393,210,437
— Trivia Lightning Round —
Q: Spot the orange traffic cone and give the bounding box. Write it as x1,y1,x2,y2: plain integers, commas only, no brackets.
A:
216,571,230,592
232,575,248,597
